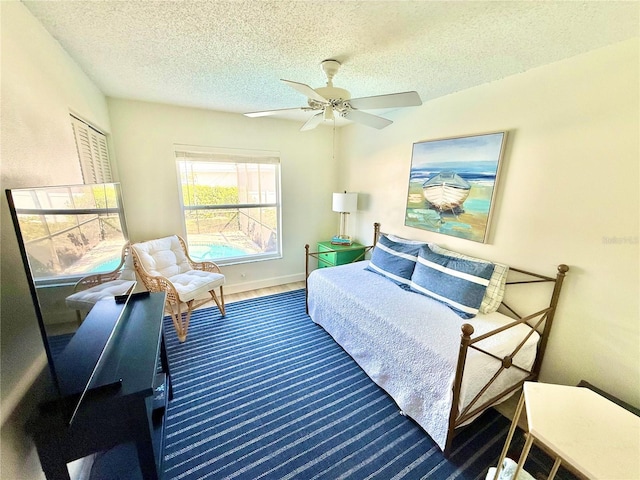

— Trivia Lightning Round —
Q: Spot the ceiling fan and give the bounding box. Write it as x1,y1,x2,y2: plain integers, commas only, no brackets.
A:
244,59,422,131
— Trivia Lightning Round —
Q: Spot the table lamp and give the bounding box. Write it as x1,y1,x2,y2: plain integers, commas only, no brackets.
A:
332,192,358,245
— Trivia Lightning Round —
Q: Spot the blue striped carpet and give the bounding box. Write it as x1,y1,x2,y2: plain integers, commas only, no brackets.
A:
159,289,573,480
90,288,576,479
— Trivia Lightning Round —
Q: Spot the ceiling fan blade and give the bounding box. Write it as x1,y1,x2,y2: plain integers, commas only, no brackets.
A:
281,79,328,103
300,112,324,131
244,107,307,118
348,91,422,110
342,110,393,129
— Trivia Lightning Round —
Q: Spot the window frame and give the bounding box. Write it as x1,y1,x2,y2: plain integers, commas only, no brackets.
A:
175,145,283,266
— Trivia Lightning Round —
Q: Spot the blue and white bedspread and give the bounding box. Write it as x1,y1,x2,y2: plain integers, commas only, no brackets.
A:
307,261,539,451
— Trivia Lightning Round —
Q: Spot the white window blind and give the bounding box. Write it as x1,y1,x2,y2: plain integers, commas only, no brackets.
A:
70,115,113,184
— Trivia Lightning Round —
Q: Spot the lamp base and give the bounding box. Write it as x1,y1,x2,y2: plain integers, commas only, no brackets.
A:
331,235,352,246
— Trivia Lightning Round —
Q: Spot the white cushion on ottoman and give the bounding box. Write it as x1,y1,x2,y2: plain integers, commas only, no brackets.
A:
65,279,136,312
168,270,225,300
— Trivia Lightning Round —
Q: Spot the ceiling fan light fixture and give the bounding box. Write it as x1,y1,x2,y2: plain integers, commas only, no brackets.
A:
324,105,334,121
244,59,422,131
315,86,350,102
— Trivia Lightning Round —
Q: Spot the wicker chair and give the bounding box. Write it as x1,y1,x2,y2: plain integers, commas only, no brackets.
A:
65,243,137,323
130,235,225,342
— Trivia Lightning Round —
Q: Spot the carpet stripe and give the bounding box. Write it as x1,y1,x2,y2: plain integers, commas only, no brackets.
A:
171,331,341,395
162,289,577,480
314,426,418,480
168,317,315,377
165,370,371,453
198,400,396,480
166,340,349,419
171,316,317,364
272,411,404,480
166,348,358,424
167,387,388,478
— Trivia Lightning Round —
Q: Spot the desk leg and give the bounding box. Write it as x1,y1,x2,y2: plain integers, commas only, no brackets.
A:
493,392,525,480
132,401,159,480
39,457,71,480
548,457,562,480
34,431,72,480
136,439,159,480
514,433,535,479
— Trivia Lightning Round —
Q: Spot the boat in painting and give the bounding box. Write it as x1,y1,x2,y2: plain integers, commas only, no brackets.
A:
422,171,471,212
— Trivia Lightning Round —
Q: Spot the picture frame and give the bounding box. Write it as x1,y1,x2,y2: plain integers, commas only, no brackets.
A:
405,131,507,243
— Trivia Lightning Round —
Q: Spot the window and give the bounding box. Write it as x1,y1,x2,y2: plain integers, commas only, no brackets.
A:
175,147,281,265
70,115,113,184
8,183,128,285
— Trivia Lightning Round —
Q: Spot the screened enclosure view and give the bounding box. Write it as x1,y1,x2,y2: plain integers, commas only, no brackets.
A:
176,149,281,264
7,183,127,282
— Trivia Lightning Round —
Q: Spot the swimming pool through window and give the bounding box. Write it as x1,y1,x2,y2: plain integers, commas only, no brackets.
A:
175,146,282,265
90,243,251,274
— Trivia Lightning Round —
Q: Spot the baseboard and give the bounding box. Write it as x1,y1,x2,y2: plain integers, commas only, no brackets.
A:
223,272,306,295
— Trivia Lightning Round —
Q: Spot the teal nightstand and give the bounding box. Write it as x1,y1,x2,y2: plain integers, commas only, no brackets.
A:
316,241,367,269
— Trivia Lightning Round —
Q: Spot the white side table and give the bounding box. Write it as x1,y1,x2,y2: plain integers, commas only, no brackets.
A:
494,382,640,480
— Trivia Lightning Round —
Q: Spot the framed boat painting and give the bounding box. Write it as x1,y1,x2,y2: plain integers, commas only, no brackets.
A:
405,131,507,243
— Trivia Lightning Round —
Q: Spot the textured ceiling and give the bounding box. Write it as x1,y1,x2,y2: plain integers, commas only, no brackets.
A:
22,1,639,126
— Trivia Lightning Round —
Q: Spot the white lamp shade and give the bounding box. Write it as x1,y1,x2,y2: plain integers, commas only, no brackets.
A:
332,192,358,213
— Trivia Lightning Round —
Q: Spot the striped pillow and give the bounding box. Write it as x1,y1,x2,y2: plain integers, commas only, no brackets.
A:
430,244,508,314
365,234,422,289
410,245,495,319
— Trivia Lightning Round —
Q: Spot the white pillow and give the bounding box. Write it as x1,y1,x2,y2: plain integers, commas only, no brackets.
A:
385,234,429,246
429,244,508,314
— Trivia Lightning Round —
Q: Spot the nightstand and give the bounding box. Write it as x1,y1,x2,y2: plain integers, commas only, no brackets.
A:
316,241,367,269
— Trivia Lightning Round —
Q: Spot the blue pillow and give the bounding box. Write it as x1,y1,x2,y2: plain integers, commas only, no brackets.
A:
410,245,495,318
365,234,422,289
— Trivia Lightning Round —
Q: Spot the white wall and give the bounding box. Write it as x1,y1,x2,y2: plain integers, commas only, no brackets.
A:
107,99,339,292
342,39,640,407
0,2,111,478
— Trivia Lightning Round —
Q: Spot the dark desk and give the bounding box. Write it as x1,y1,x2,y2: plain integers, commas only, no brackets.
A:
30,292,171,480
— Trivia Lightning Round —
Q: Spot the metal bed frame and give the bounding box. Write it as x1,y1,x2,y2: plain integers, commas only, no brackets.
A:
305,222,569,456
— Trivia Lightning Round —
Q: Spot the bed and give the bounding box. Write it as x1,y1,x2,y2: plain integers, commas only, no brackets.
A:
304,223,568,455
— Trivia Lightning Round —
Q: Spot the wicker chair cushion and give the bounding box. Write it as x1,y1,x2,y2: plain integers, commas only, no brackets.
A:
65,279,136,311
132,235,225,303
132,235,192,278
169,270,225,302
